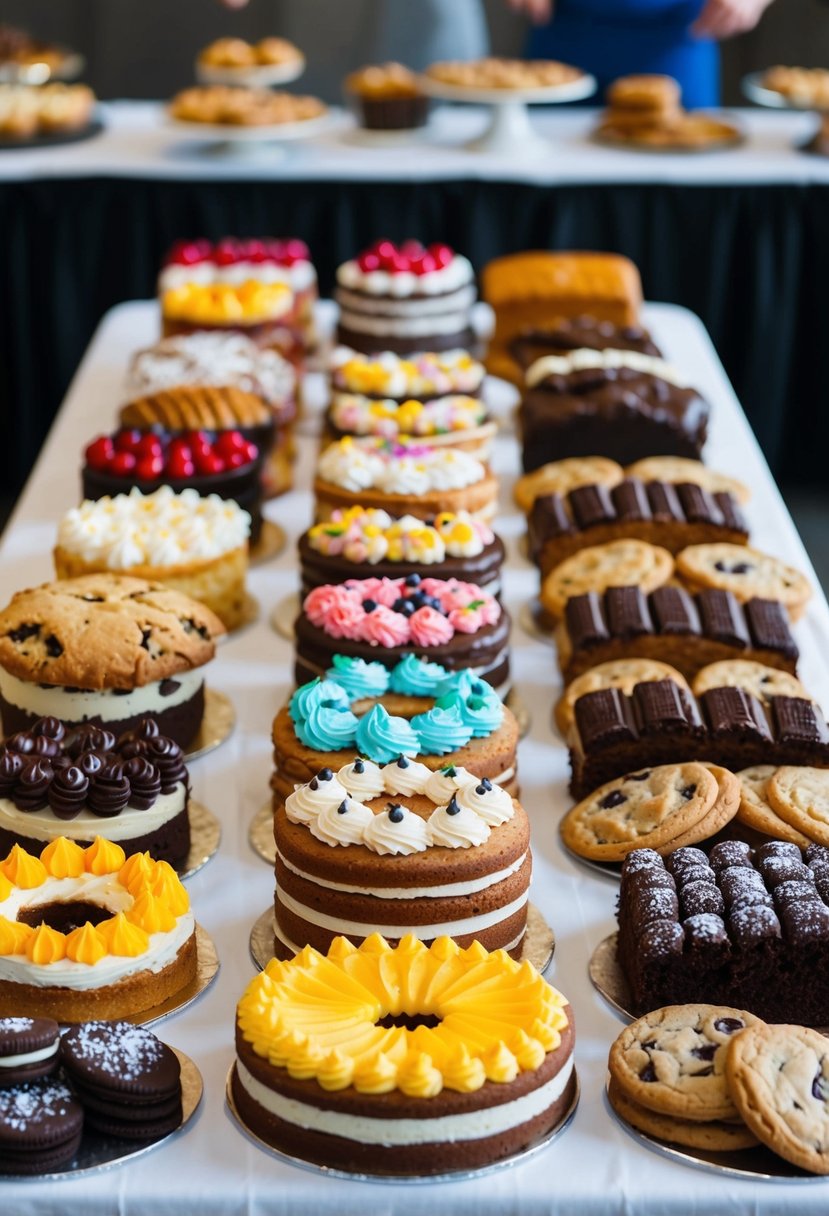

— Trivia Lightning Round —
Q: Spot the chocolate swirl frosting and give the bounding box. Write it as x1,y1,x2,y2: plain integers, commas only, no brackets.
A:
122,756,162,810
13,760,54,812
87,760,131,818
48,765,90,820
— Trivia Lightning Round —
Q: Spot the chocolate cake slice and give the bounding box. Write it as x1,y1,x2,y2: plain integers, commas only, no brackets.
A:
557,586,798,683
510,315,660,371
617,840,829,1024
569,677,829,797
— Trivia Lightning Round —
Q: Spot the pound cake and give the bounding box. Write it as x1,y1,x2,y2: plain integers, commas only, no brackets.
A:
482,252,643,384
617,840,829,1024
314,437,498,523
0,716,191,867
334,240,477,355
233,935,576,1175
271,654,519,810
274,759,530,958
294,576,510,693
299,507,505,596
0,575,224,751
0,836,196,1022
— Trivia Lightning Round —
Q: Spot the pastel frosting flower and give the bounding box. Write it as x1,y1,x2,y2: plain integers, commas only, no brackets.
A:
409,606,453,647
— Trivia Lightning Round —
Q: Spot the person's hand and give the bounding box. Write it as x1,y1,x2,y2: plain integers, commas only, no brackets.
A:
506,0,554,25
219,0,249,7
691,0,773,39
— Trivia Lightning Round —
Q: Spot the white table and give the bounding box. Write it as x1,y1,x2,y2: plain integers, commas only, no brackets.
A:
2,300,829,1214
0,102,827,185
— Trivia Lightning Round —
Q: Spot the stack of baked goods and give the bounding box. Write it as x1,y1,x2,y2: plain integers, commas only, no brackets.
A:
159,238,317,362
325,347,495,456
0,83,95,139
232,934,576,1174
761,65,829,109
344,62,429,131
596,74,740,151
168,85,326,128
0,25,71,79
334,240,477,355
607,1004,829,1174
196,37,304,84
425,57,584,91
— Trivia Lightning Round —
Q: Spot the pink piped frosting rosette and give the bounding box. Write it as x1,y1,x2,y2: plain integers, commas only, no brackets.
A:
302,576,501,647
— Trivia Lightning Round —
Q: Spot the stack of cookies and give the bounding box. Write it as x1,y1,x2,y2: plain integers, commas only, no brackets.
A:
596,74,741,151
608,1005,829,1174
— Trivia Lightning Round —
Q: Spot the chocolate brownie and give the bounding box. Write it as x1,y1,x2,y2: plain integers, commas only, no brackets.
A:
519,365,709,471
510,316,660,373
529,480,748,576
60,1021,182,1140
557,586,798,683
0,1018,60,1088
569,673,829,797
617,840,829,1024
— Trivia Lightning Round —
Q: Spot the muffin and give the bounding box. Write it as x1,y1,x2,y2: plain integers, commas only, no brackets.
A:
344,62,428,131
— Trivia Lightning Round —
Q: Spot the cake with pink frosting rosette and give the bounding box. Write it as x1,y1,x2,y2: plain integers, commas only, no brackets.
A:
294,575,511,695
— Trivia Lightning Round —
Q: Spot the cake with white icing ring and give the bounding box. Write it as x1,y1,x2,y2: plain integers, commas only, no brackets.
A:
334,240,477,356
314,436,498,524
0,836,196,1023
271,655,519,814
273,756,530,960
0,574,224,751
232,934,576,1175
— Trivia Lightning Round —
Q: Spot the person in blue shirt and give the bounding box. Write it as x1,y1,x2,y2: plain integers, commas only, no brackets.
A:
508,0,775,107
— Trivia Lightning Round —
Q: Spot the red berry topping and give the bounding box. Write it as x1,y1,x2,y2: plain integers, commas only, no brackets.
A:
401,239,424,258
168,437,193,462
195,451,225,477
114,429,143,454
240,441,259,463
411,252,438,276
428,242,454,269
243,239,268,263
165,450,195,479
84,436,113,470
388,251,412,274
135,454,164,481
109,451,137,476
284,238,309,261
214,238,242,266
357,251,381,273
168,239,211,266
215,429,247,456
135,433,163,459
225,451,248,469
373,238,395,257
184,429,211,455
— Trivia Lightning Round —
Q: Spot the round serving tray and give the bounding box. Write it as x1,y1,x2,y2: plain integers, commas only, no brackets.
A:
269,591,299,640
180,798,222,880
215,592,260,644
195,58,305,89
126,923,219,1028
226,1063,578,1182
249,901,556,975
588,932,634,1022
1,1046,202,1181
742,69,829,112
186,687,236,760
559,834,624,882
591,121,743,154
518,598,556,648
0,116,104,151
249,519,287,566
605,1082,828,1182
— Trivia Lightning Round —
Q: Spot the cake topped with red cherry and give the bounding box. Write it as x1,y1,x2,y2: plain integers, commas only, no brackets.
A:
335,239,477,357
81,427,266,542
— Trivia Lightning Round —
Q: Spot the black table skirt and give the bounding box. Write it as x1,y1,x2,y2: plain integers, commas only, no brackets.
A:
2,176,826,494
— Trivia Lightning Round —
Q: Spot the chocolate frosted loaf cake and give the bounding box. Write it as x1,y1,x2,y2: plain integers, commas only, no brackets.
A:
557,586,798,683
617,840,829,1024
510,315,660,373
529,479,748,576
569,671,829,797
519,352,710,471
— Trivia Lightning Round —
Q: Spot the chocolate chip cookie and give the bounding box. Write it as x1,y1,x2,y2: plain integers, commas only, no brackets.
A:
513,456,623,514
736,765,811,846
691,660,813,706
768,767,829,847
607,1077,759,1151
624,457,750,506
676,544,812,623
541,539,674,621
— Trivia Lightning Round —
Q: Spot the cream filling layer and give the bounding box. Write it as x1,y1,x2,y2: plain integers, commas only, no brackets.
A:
525,347,687,390
336,308,474,339
159,261,317,293
0,1040,60,1067
0,783,187,843
335,284,476,319
236,1054,573,1145
276,850,527,899
275,889,528,940
274,921,525,957
0,668,203,723
0,873,194,990
336,256,473,297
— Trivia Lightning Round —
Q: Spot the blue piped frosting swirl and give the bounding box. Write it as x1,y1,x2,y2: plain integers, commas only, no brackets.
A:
436,671,503,738
410,704,474,755
325,655,390,700
295,704,360,751
354,704,419,765
388,654,451,697
289,678,351,724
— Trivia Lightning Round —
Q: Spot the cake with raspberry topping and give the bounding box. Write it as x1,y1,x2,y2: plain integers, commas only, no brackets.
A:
0,716,191,868
334,240,477,355
299,507,505,595
159,237,317,358
81,425,265,544
293,576,511,694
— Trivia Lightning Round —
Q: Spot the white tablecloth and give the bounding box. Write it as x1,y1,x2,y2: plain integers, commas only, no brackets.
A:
2,300,829,1214
0,102,827,185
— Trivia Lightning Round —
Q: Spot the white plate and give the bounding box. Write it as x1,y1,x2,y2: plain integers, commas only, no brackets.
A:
165,109,337,144
742,70,828,112
195,58,305,88
418,73,596,106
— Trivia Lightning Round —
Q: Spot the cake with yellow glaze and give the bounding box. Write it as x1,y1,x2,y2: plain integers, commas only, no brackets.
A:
273,757,530,960
161,281,294,352
0,837,196,1023
231,934,576,1175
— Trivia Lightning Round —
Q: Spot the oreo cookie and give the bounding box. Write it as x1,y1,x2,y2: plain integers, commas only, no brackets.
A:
60,1021,181,1140
0,1078,83,1175
0,1017,60,1088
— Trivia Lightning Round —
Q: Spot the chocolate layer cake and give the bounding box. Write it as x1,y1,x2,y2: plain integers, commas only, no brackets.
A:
510,315,660,371
557,586,798,683
519,360,710,471
618,840,829,1024
530,479,748,576
570,676,829,797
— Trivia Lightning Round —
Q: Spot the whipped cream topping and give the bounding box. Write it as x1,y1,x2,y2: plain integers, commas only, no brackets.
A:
423,766,478,803
128,331,295,407
57,486,250,569
336,759,385,800
330,348,485,399
159,258,316,294
525,347,688,390
316,438,486,495
456,779,515,826
336,253,473,297
284,761,513,852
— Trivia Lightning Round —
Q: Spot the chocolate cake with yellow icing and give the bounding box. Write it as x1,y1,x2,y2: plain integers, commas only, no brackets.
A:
232,934,576,1175
0,837,196,1022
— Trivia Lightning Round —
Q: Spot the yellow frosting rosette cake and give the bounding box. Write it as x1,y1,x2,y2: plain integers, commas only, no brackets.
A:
231,933,576,1175
0,836,196,1022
